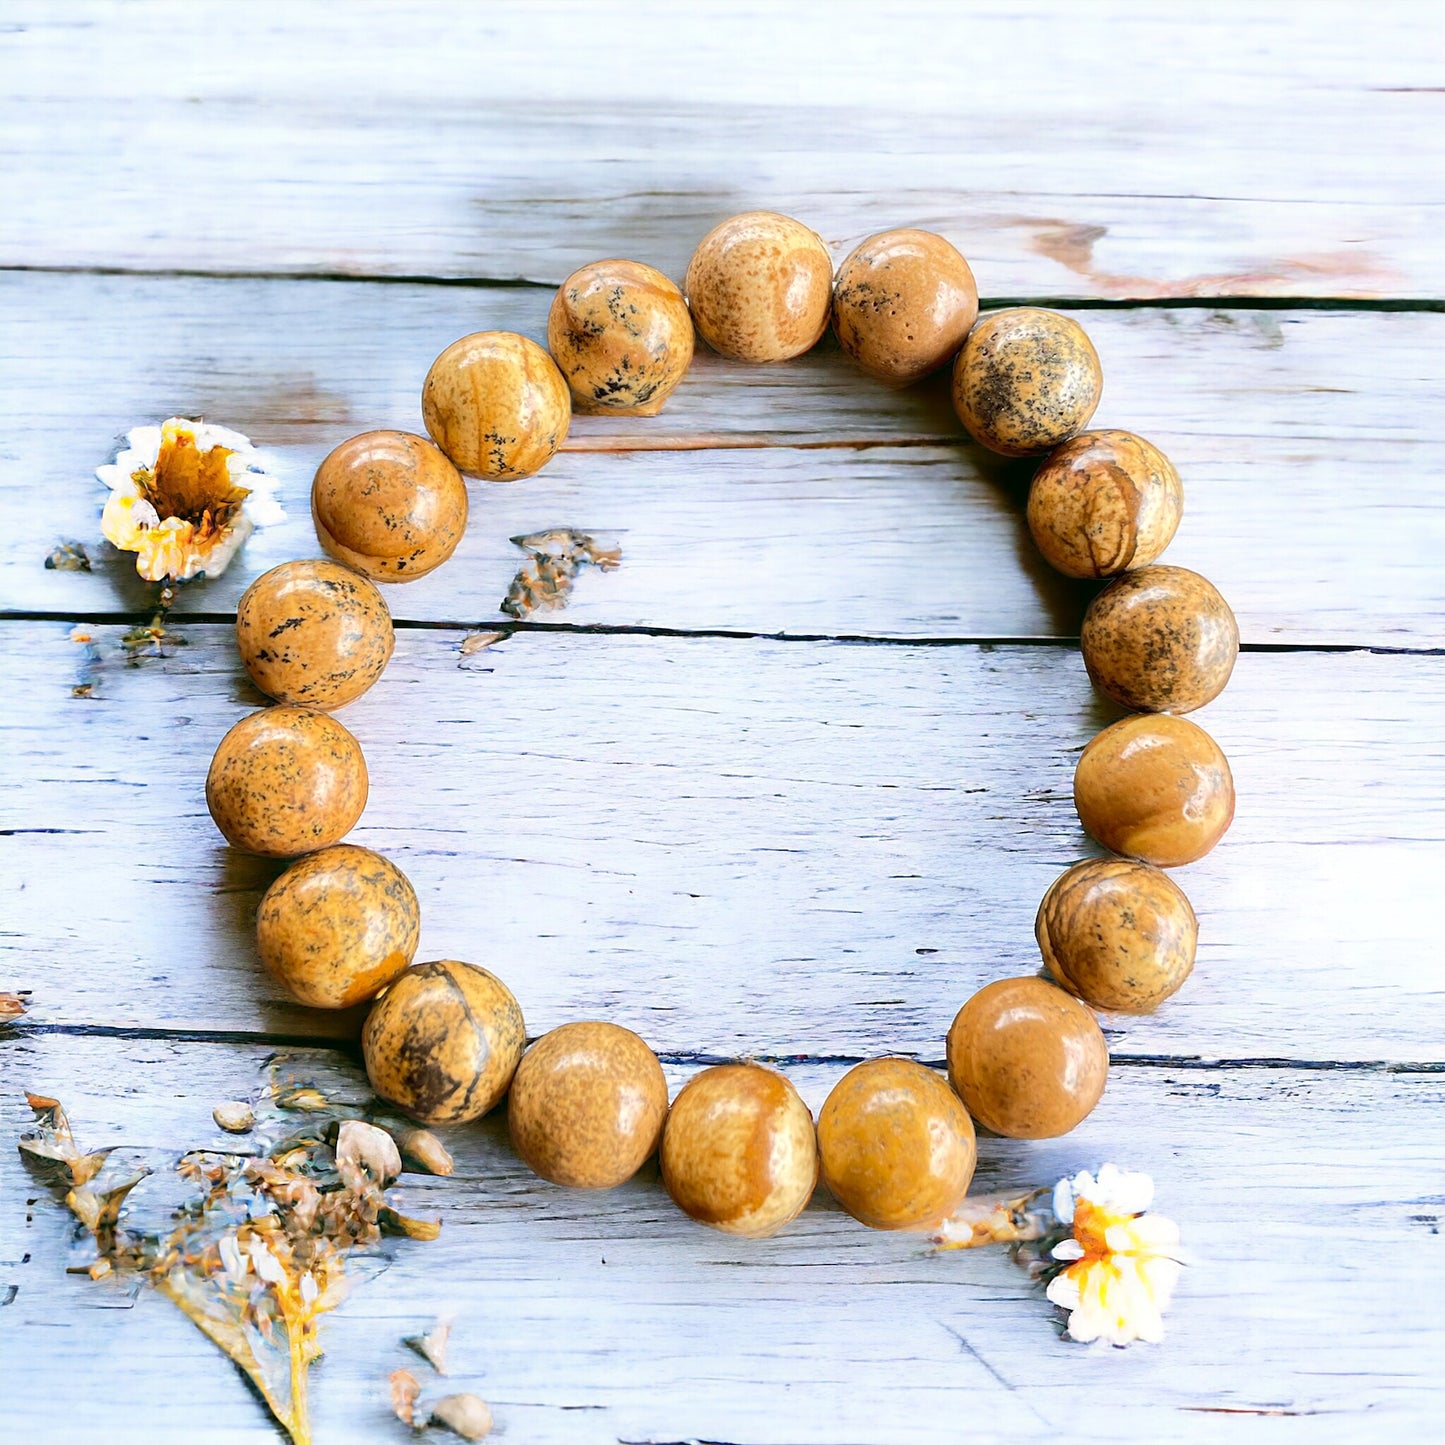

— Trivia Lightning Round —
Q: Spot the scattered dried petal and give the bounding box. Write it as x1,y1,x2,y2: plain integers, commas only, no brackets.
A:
274,1083,331,1112
45,541,92,572
404,1315,453,1375
459,630,505,657
931,1188,1053,1250
0,992,28,1022
88,1257,113,1281
212,1102,256,1134
380,1208,442,1241
389,1368,422,1427
335,1120,402,1193
375,1118,454,1177
430,1393,493,1440
500,528,622,619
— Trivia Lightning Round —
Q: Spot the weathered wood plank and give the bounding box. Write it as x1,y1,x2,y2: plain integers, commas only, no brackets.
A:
3,1035,1441,1443
4,624,1441,1061
3,273,1443,645
2,2,1442,297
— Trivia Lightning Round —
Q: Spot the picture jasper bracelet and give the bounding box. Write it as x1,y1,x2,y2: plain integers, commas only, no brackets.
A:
205,209,1238,1240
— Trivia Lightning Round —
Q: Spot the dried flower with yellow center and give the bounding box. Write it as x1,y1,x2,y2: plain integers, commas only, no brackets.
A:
98,418,284,582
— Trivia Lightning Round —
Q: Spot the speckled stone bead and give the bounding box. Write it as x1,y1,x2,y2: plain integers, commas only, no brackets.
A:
421,331,571,480
1027,430,1183,578
831,228,979,386
508,1021,668,1189
1036,858,1198,1013
660,1063,818,1237
362,960,526,1125
547,259,695,415
1081,565,1239,714
684,211,833,363
256,844,419,1009
1074,713,1235,867
816,1058,976,1231
952,308,1102,456
312,430,468,582
946,977,1109,1139
205,706,368,858
235,558,394,710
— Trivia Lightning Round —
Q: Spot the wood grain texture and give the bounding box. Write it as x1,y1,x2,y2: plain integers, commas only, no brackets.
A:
2,2,1442,298
3,1035,1441,1444
4,623,1441,1062
3,272,1443,646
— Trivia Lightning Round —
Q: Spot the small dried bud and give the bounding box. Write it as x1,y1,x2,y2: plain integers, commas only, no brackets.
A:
403,1315,453,1375
335,1120,402,1193
394,1126,454,1177
431,1393,492,1440
212,1102,256,1134
389,1368,421,1427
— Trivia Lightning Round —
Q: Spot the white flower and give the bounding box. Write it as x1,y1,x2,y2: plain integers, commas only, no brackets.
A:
1045,1164,1184,1347
97,417,284,582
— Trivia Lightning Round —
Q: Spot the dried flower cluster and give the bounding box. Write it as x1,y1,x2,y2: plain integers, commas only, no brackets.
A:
18,1080,445,1445
500,528,621,619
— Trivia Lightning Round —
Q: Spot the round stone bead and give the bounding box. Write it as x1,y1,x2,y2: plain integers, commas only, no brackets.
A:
235,558,393,710
257,844,419,1009
946,977,1109,1139
817,1058,976,1230
206,706,368,858
684,211,833,363
1027,430,1183,578
312,430,468,582
1074,713,1235,867
1036,858,1197,1013
1081,565,1239,714
421,331,571,480
952,308,1102,456
547,259,695,415
831,228,979,385
508,1021,668,1189
363,960,526,1125
660,1063,818,1237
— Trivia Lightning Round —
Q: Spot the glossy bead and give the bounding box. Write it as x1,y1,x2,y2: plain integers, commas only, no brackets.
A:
684,211,833,363
312,430,468,582
508,1021,668,1189
817,1058,976,1231
421,331,571,480
1074,713,1235,867
206,706,368,857
362,960,525,1125
660,1063,817,1237
1036,858,1197,1013
831,228,979,385
1081,565,1239,714
946,977,1108,1139
547,259,695,415
256,844,419,1009
235,558,394,710
952,308,1102,456
1027,430,1183,578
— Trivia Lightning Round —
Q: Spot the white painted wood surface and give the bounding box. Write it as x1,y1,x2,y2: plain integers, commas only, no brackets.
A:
5,1036,1443,1445
2,3,1443,1442
3,2,1442,297
3,274,1444,646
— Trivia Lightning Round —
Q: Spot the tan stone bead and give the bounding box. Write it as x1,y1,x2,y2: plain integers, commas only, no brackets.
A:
362,960,526,1125
946,977,1109,1139
311,430,468,582
547,259,695,415
660,1063,818,1237
235,558,393,710
1027,430,1183,579
952,308,1102,456
1074,713,1235,867
256,844,419,1009
816,1058,976,1231
684,211,833,363
421,331,571,480
831,228,979,385
1081,565,1239,714
206,706,368,858
508,1021,668,1189
1036,858,1197,1013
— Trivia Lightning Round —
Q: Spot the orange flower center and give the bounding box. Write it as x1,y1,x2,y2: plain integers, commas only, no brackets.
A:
137,430,249,539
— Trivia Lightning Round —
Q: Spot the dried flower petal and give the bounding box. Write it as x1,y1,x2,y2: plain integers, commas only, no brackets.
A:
373,1117,454,1177
335,1120,401,1193
380,1208,442,1241
404,1315,453,1375
931,1189,1053,1250
45,541,92,571
431,1393,493,1441
459,630,505,657
0,991,28,1022
274,1083,331,1113
500,528,621,619
213,1102,256,1134
390,1368,422,1427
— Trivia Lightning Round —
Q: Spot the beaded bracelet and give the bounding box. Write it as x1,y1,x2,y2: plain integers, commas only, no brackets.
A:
196,210,1236,1246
